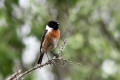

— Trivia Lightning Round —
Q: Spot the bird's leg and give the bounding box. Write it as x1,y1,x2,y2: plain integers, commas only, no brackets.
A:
46,51,59,65
46,52,55,65
46,52,50,61
51,51,59,58
53,53,59,58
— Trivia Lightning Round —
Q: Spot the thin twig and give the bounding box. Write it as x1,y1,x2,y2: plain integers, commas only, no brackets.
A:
6,70,21,80
16,58,71,80
16,58,55,80
58,40,67,56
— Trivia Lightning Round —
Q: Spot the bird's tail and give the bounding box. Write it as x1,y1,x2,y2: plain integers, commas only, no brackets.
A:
37,52,44,64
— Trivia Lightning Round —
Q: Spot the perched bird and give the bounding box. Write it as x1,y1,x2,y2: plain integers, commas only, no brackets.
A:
37,20,60,64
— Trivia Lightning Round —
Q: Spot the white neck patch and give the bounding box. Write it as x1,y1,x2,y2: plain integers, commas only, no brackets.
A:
46,25,52,32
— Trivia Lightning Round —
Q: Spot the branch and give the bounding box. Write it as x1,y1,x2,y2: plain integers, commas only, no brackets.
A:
16,58,69,80
6,70,21,80
6,40,67,80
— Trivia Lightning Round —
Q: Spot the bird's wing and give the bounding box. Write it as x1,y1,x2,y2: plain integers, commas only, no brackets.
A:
40,29,48,52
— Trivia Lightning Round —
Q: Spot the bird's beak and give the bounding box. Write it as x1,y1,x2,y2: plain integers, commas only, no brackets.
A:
57,22,60,25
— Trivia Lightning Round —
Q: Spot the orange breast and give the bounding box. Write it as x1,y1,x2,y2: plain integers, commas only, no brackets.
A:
48,29,60,39
41,29,60,52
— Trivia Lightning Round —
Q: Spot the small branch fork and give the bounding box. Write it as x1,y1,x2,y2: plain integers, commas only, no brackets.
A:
6,40,68,80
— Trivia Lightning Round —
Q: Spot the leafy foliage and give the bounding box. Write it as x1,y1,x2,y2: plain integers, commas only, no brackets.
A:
0,0,120,80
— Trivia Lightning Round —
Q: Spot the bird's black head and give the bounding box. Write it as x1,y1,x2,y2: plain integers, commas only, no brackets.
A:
47,20,59,30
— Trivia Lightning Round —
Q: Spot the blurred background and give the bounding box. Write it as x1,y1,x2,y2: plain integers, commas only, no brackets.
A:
0,0,120,80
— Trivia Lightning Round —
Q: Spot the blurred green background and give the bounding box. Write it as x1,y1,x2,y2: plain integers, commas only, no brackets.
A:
0,0,120,80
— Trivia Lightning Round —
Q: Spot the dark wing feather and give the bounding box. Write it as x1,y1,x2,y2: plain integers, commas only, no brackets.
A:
40,29,48,52
37,30,48,64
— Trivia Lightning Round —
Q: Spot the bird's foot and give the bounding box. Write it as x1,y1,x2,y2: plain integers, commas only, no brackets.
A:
53,53,59,58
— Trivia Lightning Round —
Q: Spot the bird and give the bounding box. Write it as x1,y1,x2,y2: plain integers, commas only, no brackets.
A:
37,20,60,64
